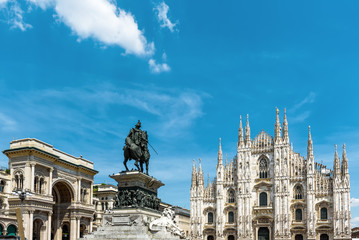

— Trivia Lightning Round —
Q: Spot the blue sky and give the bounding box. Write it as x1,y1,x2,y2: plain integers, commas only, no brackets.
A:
1,0,359,226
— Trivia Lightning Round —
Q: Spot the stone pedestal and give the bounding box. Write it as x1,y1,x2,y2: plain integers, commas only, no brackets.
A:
110,171,164,211
80,171,186,240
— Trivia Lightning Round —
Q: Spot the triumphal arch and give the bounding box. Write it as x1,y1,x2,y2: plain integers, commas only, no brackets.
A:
1,138,98,240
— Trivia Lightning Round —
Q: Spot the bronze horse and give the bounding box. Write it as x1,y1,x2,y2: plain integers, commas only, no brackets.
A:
123,137,150,174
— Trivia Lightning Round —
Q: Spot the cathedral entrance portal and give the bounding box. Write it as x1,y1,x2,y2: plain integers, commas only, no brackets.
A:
258,227,269,240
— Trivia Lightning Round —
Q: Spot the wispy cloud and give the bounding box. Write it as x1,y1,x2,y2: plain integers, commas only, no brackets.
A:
287,92,316,124
291,92,316,113
0,0,32,31
0,112,17,131
154,2,177,32
149,58,170,73
352,217,359,227
5,84,206,138
352,198,359,207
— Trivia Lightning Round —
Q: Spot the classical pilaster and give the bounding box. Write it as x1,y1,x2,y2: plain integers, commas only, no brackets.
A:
30,163,35,192
48,168,53,195
77,178,82,202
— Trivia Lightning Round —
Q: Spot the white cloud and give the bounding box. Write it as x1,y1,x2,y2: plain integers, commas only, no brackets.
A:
149,58,170,73
352,198,359,207
155,2,177,32
53,0,153,56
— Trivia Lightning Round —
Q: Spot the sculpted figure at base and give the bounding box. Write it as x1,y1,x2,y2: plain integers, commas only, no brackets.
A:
123,120,150,174
149,207,186,239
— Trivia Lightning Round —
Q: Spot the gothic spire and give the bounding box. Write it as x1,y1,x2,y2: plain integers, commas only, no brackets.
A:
244,114,251,144
282,108,289,142
333,144,341,178
307,126,313,159
191,159,197,188
198,158,204,186
238,115,244,147
341,144,349,176
275,108,281,140
218,138,223,165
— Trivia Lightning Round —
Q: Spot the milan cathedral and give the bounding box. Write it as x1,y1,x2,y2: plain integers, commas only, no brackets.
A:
190,109,351,240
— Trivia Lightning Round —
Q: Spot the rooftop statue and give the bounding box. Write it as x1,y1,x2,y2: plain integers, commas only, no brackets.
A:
123,120,150,174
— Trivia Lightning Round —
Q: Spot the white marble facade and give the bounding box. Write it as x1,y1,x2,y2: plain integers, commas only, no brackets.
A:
190,109,351,240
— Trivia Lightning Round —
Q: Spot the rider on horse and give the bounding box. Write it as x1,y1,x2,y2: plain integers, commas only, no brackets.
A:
123,120,150,173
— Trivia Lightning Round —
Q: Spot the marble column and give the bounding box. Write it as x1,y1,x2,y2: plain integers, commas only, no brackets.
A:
47,212,52,240
89,219,93,233
76,217,81,239
28,210,34,240
70,217,76,240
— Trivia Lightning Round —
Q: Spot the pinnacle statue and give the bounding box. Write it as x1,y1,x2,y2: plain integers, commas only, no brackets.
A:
123,120,150,174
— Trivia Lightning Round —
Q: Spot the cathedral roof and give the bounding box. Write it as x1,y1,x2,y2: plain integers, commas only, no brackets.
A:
251,130,274,153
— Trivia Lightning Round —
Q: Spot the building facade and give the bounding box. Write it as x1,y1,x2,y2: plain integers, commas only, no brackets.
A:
190,109,351,240
0,138,98,240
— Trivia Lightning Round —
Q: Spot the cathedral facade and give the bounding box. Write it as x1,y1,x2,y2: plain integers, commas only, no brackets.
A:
190,109,351,240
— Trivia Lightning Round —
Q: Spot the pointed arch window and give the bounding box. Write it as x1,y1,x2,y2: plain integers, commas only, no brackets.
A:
228,211,234,223
259,192,267,206
294,185,303,199
208,212,213,224
321,208,328,220
259,158,268,178
227,189,235,203
295,209,302,221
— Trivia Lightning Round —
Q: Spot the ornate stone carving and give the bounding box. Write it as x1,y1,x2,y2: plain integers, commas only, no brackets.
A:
149,207,186,238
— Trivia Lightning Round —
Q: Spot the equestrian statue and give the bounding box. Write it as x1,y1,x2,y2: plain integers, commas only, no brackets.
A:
123,120,150,174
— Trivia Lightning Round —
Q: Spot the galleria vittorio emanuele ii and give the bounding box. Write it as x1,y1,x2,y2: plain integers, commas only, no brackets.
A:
190,109,352,240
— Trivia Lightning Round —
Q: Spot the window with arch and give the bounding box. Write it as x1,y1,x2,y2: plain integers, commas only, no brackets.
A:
295,234,304,240
294,185,303,199
228,235,235,240
320,234,329,240
207,212,213,224
101,202,104,210
321,207,328,220
228,211,234,223
259,158,268,178
295,209,302,221
207,236,214,240
14,172,24,190
227,189,235,203
259,192,267,206
34,176,45,194
0,180,4,192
